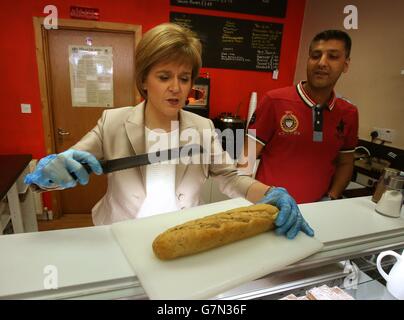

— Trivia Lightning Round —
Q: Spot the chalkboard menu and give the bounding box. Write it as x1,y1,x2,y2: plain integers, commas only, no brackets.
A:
170,0,288,18
170,12,283,72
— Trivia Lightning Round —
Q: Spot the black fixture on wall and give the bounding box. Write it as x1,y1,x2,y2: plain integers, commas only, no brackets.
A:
357,139,404,172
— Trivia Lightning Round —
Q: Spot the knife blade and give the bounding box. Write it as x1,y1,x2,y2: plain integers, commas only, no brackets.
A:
81,144,204,174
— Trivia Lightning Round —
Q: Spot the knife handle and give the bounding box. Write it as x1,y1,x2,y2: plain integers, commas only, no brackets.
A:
70,160,106,181
82,163,92,174
82,160,107,174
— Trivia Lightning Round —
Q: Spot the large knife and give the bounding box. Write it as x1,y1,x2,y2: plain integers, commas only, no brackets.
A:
82,144,204,174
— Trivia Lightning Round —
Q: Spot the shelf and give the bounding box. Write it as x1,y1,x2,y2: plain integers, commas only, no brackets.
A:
17,183,29,195
1,213,11,233
0,154,32,200
1,198,11,233
0,200,6,214
19,188,38,232
16,165,31,195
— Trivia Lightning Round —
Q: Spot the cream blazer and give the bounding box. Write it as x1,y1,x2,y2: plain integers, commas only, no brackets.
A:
72,102,255,225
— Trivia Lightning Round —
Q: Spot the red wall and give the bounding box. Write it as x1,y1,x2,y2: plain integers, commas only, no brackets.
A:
0,0,168,158
0,0,305,206
0,0,306,157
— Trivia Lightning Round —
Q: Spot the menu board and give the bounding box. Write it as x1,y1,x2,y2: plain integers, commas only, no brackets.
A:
170,0,288,18
170,12,283,72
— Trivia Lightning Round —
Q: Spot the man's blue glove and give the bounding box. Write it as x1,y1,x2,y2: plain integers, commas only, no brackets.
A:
257,187,314,239
24,149,102,190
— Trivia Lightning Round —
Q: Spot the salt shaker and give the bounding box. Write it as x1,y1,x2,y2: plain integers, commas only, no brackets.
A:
375,176,404,218
372,168,400,203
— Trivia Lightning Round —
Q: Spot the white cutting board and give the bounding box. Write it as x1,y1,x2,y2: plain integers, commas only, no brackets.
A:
111,198,323,300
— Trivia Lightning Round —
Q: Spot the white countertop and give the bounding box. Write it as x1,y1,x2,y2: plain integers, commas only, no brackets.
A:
1,196,403,299
0,225,136,299
301,197,404,248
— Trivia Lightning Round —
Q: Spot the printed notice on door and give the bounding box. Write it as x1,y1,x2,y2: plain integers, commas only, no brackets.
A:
69,45,114,107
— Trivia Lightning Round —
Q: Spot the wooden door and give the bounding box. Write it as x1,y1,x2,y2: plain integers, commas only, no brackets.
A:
34,19,141,216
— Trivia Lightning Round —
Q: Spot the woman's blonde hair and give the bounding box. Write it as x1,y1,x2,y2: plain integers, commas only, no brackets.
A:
135,23,202,99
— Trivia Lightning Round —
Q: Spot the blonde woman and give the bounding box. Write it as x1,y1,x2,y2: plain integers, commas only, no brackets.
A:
25,23,313,239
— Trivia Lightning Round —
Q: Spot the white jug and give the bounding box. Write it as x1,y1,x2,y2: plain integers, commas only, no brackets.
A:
376,250,404,300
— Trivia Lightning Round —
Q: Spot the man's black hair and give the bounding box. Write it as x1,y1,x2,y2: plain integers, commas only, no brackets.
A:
310,30,352,58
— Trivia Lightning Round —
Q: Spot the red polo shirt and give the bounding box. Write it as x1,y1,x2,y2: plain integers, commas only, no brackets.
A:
247,81,358,203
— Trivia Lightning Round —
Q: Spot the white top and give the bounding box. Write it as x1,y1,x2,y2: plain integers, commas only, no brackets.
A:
137,127,180,218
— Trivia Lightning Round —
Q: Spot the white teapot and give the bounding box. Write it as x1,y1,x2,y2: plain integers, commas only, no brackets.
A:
377,250,404,300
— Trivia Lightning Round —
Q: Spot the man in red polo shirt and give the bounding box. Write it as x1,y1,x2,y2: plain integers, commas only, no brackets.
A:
239,30,358,204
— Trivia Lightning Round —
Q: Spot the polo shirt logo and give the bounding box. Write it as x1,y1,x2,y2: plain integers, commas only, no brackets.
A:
336,119,346,139
336,119,345,133
280,111,299,133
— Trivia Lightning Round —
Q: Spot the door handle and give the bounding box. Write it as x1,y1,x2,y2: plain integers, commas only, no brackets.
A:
57,128,70,136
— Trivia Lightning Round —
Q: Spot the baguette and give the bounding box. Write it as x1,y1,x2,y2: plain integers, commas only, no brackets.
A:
152,204,279,260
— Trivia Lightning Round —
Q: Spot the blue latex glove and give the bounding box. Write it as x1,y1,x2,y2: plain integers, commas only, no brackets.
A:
257,187,314,239
24,149,102,189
